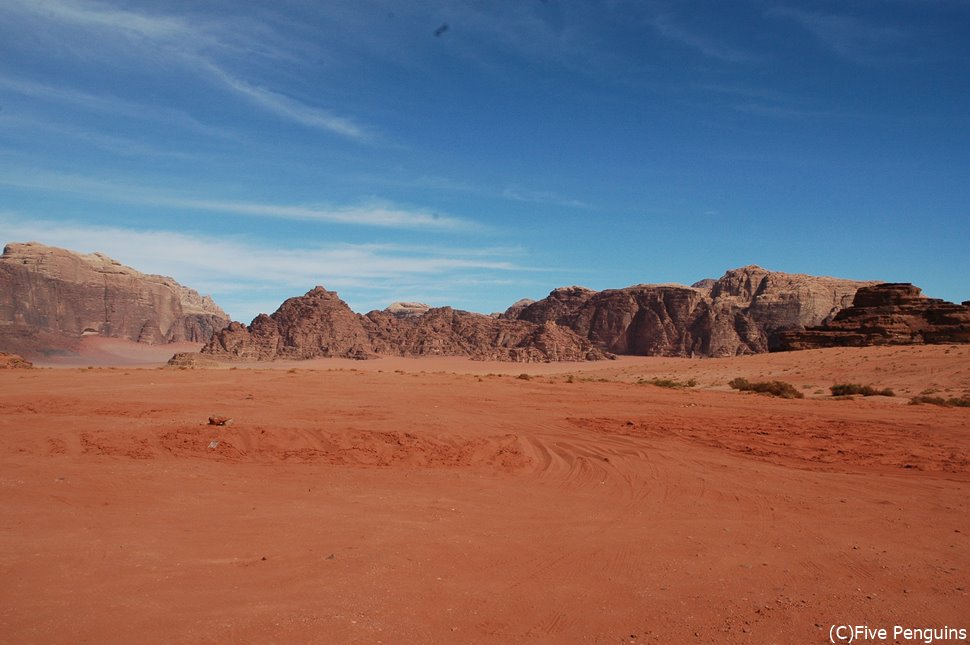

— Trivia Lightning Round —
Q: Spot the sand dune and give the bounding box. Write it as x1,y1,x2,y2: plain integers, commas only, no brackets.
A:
1,346,967,642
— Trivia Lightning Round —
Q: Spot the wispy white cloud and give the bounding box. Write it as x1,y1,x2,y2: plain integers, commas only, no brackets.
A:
0,74,236,139
0,212,534,320
0,113,202,160
198,61,371,141
501,187,591,209
0,170,473,231
352,172,593,210
645,14,757,63
767,7,908,64
2,0,370,140
20,0,187,38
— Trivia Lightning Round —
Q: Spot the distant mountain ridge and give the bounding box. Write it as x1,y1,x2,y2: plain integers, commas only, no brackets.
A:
0,242,229,357
200,265,880,362
508,265,876,357
202,286,608,363
6,241,965,363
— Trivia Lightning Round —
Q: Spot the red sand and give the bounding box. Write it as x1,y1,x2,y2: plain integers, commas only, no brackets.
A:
1,345,968,643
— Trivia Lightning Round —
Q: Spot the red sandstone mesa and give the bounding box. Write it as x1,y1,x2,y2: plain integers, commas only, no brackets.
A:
0,242,229,358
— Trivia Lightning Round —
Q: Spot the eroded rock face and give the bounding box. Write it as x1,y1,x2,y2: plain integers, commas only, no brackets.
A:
710,266,868,350
0,352,33,369
203,287,609,363
574,286,713,356
204,287,373,360
0,242,229,357
775,284,970,350
363,307,608,362
512,266,875,357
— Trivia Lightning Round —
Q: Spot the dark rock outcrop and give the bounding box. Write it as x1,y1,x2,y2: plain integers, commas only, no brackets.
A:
363,307,608,362
204,287,373,360
565,285,712,356
203,286,609,363
0,352,33,369
0,242,229,357
512,266,875,357
166,352,226,369
775,284,970,350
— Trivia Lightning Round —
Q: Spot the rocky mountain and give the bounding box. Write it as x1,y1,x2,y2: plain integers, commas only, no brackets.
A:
363,307,607,362
199,265,879,363
511,266,875,357
776,283,970,350
0,242,229,357
204,287,373,360
202,287,608,363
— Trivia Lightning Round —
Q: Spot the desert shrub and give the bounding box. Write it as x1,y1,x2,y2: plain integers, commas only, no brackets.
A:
909,395,970,407
517,373,531,381
830,383,895,397
728,377,804,399
565,374,575,383
637,377,697,388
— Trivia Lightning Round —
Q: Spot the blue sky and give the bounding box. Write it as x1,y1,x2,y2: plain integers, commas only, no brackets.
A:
1,0,967,322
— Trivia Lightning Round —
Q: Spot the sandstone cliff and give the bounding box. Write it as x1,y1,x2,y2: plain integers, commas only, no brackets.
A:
775,284,970,350
202,287,608,363
710,266,867,348
513,266,875,357
0,242,229,357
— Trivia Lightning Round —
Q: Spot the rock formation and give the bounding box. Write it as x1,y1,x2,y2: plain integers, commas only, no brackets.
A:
518,284,715,356
204,265,873,363
384,302,432,318
0,352,33,369
363,307,607,362
204,287,373,360
0,242,230,357
775,284,970,350
511,266,875,357
202,287,609,363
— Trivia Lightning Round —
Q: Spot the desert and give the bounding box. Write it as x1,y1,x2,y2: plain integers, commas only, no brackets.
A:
1,342,968,643
4,1,969,642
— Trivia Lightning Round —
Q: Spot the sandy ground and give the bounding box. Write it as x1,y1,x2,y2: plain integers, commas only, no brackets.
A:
1,345,968,643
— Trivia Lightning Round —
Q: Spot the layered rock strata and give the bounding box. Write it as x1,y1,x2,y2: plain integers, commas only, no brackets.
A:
775,284,970,350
